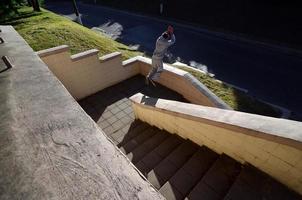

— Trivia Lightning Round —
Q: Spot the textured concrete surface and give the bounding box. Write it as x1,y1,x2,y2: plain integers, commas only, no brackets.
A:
0,25,164,200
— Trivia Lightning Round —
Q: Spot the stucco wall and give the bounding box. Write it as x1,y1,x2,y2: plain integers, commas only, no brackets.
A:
139,62,214,106
130,93,302,194
137,56,230,109
38,46,230,109
38,46,140,100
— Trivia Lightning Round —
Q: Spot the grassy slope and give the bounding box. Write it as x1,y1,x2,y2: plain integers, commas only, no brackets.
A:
0,7,142,60
1,6,280,117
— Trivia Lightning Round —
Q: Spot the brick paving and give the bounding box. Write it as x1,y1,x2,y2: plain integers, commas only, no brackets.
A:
78,75,187,137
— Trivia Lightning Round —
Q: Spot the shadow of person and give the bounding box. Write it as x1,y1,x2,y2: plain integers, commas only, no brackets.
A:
140,95,158,106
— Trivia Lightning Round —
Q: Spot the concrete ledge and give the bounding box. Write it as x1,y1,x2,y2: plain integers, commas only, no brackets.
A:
122,56,140,67
71,49,99,61
130,93,302,149
99,52,121,63
130,93,302,194
0,25,163,200
136,56,187,76
184,73,232,109
37,45,69,58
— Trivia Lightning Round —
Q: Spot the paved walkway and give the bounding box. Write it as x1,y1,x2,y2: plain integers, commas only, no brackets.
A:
78,75,186,136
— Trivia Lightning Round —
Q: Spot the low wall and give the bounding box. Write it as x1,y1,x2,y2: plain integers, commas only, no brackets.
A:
130,93,302,194
137,56,231,109
38,45,140,100
38,46,230,109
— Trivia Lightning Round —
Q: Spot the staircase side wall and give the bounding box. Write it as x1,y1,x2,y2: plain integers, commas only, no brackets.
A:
130,93,302,195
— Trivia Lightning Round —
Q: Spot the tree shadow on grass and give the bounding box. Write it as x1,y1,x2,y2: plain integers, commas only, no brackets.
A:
0,9,42,24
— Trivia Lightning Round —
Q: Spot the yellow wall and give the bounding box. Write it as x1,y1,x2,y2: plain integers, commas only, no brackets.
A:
139,61,216,107
39,48,140,100
131,96,302,194
38,45,228,108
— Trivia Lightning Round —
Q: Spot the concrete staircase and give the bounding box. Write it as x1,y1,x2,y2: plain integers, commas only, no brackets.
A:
107,120,301,200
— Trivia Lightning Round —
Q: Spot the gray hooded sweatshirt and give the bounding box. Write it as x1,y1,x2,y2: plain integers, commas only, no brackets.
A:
152,34,176,60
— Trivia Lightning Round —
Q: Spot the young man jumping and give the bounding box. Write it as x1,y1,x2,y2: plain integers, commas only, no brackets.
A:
146,25,176,86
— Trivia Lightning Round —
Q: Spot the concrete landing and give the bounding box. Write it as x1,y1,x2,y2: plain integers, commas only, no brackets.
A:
78,75,187,137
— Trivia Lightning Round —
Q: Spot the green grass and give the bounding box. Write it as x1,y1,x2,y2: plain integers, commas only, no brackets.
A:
1,6,280,117
0,7,142,60
176,66,281,117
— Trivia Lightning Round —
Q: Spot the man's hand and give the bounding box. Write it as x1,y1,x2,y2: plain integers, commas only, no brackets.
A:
167,25,174,35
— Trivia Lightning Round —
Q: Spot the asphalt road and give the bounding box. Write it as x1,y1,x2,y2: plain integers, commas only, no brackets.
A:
46,1,302,119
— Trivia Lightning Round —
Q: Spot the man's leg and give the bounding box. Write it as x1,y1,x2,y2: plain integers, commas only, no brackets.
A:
146,67,158,85
151,60,163,81
147,66,158,80
146,58,159,85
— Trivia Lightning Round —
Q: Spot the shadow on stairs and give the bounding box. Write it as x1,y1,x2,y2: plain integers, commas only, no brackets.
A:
106,120,301,200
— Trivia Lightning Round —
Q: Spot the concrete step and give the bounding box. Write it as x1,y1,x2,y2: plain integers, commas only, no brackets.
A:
224,164,302,200
113,121,149,147
147,140,199,189
159,146,219,200
186,154,241,200
112,122,301,200
109,119,144,145
127,130,170,164
135,134,184,176
120,127,156,154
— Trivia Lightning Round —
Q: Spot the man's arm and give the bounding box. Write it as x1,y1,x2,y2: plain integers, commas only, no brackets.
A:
167,25,175,46
168,34,176,46
158,33,176,47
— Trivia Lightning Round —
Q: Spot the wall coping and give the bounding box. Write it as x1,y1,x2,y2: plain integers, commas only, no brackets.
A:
135,56,188,76
71,49,99,61
99,51,121,63
130,93,302,150
122,56,141,67
37,45,69,57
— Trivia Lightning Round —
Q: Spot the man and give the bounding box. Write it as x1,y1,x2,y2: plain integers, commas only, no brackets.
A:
146,25,176,86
